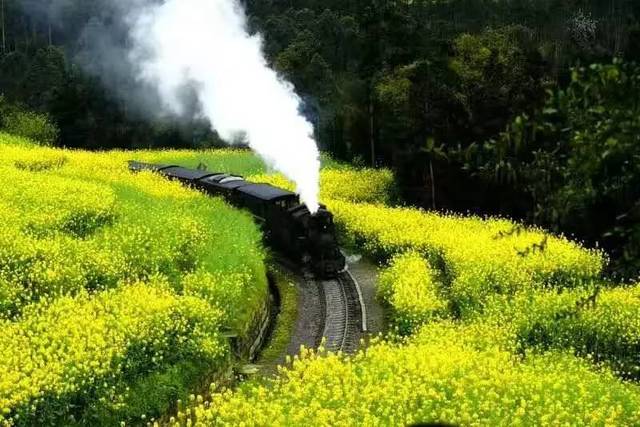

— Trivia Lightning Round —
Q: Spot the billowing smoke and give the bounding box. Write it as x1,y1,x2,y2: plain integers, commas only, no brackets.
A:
25,0,322,212
127,0,320,211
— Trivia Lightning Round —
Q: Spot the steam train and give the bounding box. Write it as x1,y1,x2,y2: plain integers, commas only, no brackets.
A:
128,161,346,278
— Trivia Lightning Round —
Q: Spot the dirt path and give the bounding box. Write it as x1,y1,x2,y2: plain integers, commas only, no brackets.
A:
346,257,386,336
282,271,325,359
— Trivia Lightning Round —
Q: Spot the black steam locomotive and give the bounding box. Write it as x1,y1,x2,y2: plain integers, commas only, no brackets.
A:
128,161,346,278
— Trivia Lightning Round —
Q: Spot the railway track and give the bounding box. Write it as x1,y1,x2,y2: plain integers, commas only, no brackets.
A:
316,271,366,353
275,258,368,359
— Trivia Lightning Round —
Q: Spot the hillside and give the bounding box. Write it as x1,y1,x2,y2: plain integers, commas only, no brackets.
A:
1,133,639,426
0,133,269,424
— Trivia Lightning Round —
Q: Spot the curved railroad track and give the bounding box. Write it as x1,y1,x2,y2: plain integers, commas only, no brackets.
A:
275,259,369,361
315,270,367,353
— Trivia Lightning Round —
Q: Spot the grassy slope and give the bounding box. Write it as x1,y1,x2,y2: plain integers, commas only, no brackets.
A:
0,134,268,424
256,269,299,366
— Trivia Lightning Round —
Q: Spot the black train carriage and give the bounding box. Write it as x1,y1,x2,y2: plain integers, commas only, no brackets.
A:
128,161,346,277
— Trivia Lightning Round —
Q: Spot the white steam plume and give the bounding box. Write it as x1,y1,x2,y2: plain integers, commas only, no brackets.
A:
128,0,321,212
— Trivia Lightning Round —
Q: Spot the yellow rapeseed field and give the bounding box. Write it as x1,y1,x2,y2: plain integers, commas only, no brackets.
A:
249,167,395,205
327,200,605,316
0,133,267,425
2,132,639,426
0,281,226,425
176,324,640,426
168,146,640,427
482,284,640,379
378,251,448,333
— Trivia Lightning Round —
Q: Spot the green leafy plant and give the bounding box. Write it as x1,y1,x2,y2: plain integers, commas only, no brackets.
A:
473,59,640,278
0,98,59,146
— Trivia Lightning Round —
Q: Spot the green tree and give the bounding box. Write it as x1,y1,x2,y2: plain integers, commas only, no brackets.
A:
449,26,546,141
476,59,640,278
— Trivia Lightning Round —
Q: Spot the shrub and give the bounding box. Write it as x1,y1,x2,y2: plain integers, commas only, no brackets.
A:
1,107,59,146
378,252,448,334
486,285,640,379
0,132,36,147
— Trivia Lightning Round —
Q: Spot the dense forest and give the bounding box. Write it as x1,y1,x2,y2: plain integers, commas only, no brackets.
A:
1,0,639,277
